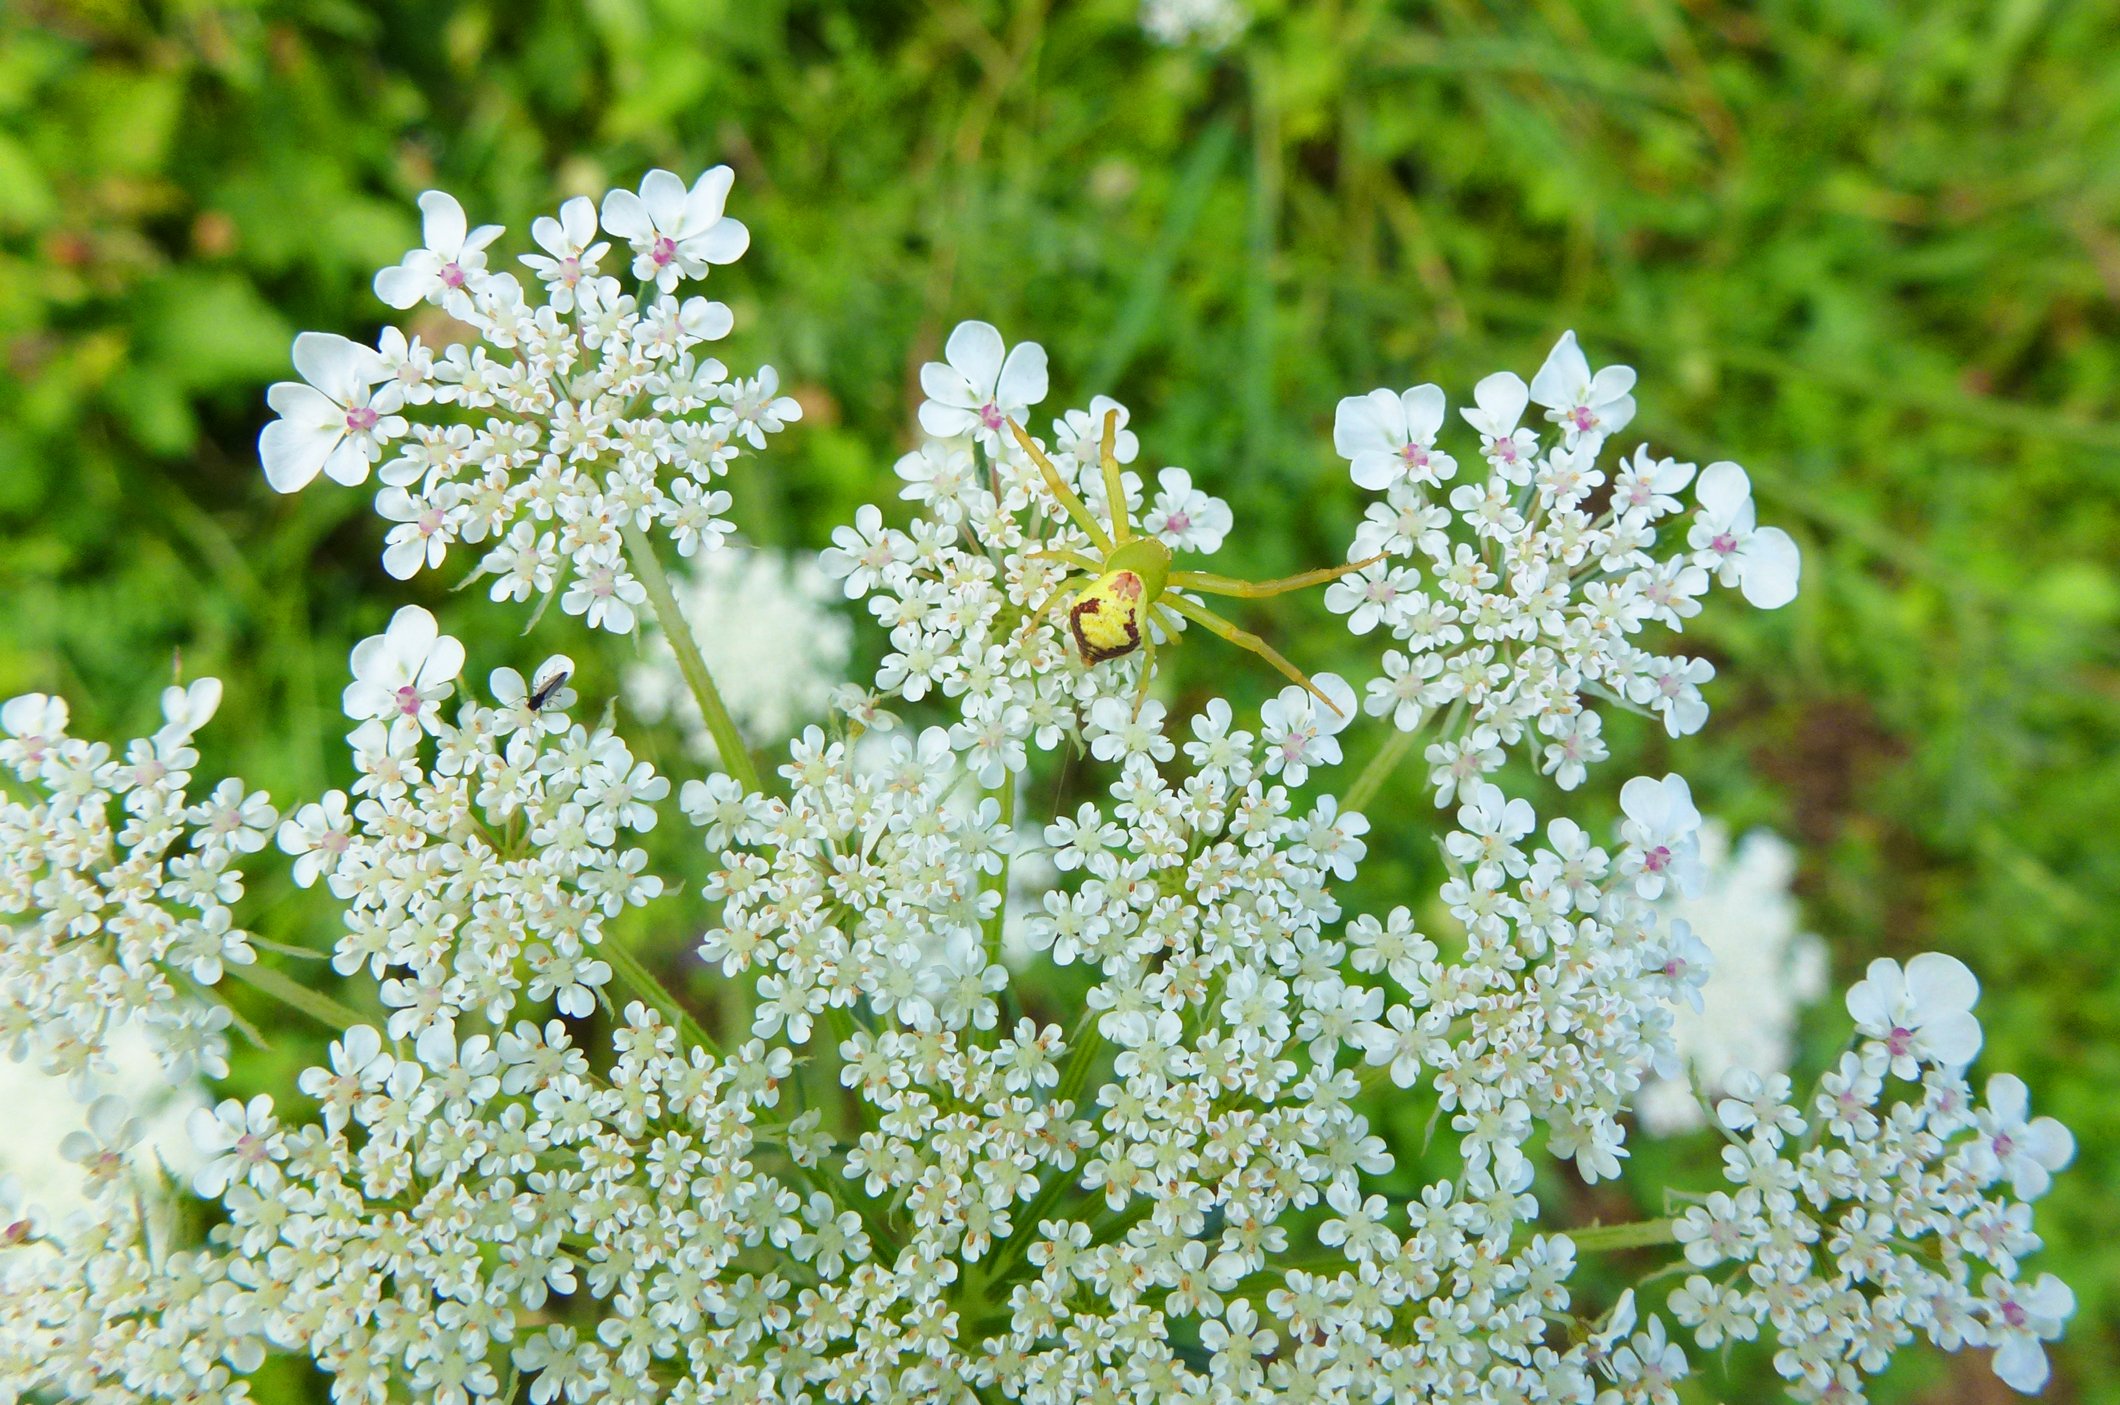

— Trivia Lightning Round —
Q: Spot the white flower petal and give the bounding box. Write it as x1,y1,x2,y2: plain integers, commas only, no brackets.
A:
1527,331,1589,409
994,340,1048,411
1401,383,1446,441
1694,461,1754,523
598,187,652,242
373,261,432,310
259,415,340,494
943,320,1006,392
291,331,386,404
683,165,736,230
1905,951,1978,1016
638,168,690,230
690,216,750,265
1466,371,1528,437
1739,525,1801,608
417,190,468,258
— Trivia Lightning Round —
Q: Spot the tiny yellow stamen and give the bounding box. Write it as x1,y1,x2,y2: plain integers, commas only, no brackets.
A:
1069,569,1148,663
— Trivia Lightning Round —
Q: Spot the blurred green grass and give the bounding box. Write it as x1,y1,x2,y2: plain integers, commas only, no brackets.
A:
3,0,2117,1399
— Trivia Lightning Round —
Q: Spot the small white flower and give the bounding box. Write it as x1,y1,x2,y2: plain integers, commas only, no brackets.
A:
373,190,503,314
341,605,466,746
599,167,751,292
1983,1273,2074,1393
1141,0,1247,49
1324,557,1418,635
714,366,804,449
276,791,354,888
157,677,223,742
1051,396,1139,468
520,195,609,311
258,332,407,493
58,1095,141,1194
560,550,647,633
1334,384,1454,490
1612,445,1696,518
1141,468,1231,554
1973,1074,2075,1200
1258,674,1355,787
918,320,1048,447
1363,648,1443,733
1527,331,1636,450
1689,461,1801,608
186,1094,284,1198
1538,710,1607,791
1845,952,1983,1077
820,504,911,597
1447,780,1538,888
295,1024,393,1133
1086,697,1175,764
1460,370,1538,481
1618,773,1703,899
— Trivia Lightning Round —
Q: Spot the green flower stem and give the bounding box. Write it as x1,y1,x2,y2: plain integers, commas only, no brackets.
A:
619,522,762,795
225,961,366,1032
981,779,1016,967
605,935,722,1059
1566,1218,1679,1253
1344,726,1417,813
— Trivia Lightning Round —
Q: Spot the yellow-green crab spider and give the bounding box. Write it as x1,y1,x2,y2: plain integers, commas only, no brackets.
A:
1007,412,1382,720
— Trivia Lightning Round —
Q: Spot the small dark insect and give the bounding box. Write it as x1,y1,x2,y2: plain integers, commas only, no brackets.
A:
528,667,572,711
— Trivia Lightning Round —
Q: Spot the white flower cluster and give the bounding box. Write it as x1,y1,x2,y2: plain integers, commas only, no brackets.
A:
0,194,2080,1403
0,685,272,1402
1,681,266,1084
287,604,667,1039
201,1000,836,1403
0,1021,204,1219
1354,772,1717,1190
626,545,853,761
257,169,800,631
1638,822,1828,1135
1333,332,1801,799
823,320,1277,772
685,693,1617,1399
1665,953,2076,1397
687,724,1010,1038
1,1175,261,1402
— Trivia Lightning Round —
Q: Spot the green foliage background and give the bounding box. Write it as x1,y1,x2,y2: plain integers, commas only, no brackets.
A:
3,0,2117,1399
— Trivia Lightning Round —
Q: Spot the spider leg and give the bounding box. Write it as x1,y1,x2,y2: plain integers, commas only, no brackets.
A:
1130,630,1158,720
1152,601,1187,642
1007,419,1114,554
1024,571,1079,632
1024,547,1103,573
1168,552,1387,599
1164,594,1345,717
1100,408,1132,544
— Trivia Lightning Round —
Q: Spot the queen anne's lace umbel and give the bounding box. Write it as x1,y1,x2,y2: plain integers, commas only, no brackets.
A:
257,171,799,631
0,171,2075,1405
1330,338,1799,799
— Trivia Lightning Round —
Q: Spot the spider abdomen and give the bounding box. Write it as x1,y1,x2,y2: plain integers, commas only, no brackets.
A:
1067,538,1170,664
1070,570,1148,662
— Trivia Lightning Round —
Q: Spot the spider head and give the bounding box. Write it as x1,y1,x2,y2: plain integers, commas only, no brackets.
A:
1068,538,1169,664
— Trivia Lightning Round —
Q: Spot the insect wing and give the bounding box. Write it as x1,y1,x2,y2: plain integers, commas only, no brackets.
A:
529,668,573,711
